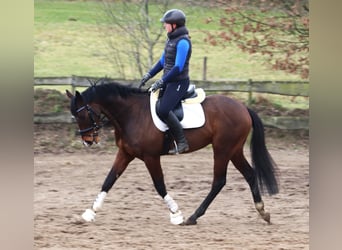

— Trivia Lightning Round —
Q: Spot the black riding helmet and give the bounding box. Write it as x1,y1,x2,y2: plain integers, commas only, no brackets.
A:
160,9,186,26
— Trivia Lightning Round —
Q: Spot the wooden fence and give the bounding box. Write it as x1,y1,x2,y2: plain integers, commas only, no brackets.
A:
34,76,309,129
34,75,309,97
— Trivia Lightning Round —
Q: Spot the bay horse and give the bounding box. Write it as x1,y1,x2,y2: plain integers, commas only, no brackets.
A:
66,80,279,225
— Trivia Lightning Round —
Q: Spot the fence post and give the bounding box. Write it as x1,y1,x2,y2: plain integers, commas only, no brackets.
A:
71,75,76,94
202,56,207,80
248,78,253,106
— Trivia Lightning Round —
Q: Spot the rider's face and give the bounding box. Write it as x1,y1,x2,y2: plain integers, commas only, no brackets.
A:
164,23,175,33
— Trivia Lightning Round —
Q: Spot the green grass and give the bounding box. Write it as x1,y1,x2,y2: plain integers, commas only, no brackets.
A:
34,0,308,110
34,0,302,80
34,0,100,24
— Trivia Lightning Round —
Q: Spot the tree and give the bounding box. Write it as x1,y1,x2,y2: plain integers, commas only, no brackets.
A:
204,0,309,79
99,0,170,79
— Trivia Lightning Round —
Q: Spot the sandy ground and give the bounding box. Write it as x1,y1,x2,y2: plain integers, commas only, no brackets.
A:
34,133,309,250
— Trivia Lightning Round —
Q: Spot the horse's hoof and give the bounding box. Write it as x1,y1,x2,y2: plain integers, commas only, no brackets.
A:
169,210,184,225
262,212,271,224
82,209,96,222
183,217,197,225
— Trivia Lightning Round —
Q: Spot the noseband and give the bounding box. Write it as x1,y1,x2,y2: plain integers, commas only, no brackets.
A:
75,104,102,136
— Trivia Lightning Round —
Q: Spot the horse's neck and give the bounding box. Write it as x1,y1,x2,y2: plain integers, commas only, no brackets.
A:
101,95,149,132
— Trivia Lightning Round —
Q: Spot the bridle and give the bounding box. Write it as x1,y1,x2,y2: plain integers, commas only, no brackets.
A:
75,104,103,137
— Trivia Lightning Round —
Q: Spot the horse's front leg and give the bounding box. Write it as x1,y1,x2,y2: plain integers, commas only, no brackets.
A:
144,156,184,225
82,149,134,222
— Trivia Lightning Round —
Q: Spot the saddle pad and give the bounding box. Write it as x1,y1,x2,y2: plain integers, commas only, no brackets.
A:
150,90,205,132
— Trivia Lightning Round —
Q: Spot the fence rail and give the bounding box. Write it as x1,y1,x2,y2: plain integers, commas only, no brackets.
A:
34,76,309,129
34,76,309,97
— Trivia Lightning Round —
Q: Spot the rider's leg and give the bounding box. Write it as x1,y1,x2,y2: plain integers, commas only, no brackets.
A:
163,111,189,154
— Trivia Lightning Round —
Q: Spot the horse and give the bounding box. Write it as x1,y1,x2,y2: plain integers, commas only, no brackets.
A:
66,80,279,225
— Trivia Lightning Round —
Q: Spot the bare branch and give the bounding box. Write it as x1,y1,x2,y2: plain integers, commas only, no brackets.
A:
97,0,170,79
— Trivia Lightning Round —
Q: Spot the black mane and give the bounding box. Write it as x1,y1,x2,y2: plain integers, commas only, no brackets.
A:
70,80,148,116
81,80,148,103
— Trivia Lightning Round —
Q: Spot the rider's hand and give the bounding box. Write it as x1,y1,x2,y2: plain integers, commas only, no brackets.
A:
150,79,164,92
139,73,151,89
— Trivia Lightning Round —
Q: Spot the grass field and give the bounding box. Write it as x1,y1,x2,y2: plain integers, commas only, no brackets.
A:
34,0,304,80
34,0,308,109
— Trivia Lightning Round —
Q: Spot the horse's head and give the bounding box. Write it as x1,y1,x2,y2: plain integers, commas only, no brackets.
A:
66,90,102,146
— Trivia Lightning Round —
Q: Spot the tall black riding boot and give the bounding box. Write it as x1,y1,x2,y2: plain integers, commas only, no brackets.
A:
164,111,189,154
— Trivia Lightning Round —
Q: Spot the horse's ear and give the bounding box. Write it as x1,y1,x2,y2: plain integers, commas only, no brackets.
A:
66,89,74,99
75,91,84,105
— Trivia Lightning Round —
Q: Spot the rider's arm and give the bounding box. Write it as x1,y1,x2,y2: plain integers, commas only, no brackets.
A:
161,39,190,83
148,52,165,78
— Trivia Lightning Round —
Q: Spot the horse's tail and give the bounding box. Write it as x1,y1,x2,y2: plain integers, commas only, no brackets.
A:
247,107,279,195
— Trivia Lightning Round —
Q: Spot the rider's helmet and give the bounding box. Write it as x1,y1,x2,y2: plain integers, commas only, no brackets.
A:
160,9,186,26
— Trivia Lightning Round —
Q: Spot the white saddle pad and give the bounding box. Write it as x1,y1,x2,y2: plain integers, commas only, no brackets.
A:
150,89,206,132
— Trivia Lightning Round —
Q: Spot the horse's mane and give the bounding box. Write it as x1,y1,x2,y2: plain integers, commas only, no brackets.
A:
81,80,148,103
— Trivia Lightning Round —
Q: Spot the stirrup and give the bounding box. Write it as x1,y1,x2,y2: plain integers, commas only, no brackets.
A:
168,141,189,155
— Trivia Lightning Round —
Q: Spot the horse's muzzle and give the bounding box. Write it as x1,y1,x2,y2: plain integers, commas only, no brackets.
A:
83,140,93,147
82,134,100,146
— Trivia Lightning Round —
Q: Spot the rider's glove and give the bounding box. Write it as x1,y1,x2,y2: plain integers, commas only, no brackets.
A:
150,79,164,92
139,73,151,89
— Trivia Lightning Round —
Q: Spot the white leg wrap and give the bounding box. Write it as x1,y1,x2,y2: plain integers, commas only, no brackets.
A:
164,194,184,225
92,191,107,212
164,194,179,213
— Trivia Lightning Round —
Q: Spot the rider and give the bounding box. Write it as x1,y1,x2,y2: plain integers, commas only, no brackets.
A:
139,9,192,154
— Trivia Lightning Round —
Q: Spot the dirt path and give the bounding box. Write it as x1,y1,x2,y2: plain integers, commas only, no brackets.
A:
34,141,309,249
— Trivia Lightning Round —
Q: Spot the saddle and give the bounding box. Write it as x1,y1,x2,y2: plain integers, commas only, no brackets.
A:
155,84,202,120
150,84,206,132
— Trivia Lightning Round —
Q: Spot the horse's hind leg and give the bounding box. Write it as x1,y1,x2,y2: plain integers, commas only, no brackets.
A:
231,149,271,223
185,151,229,225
